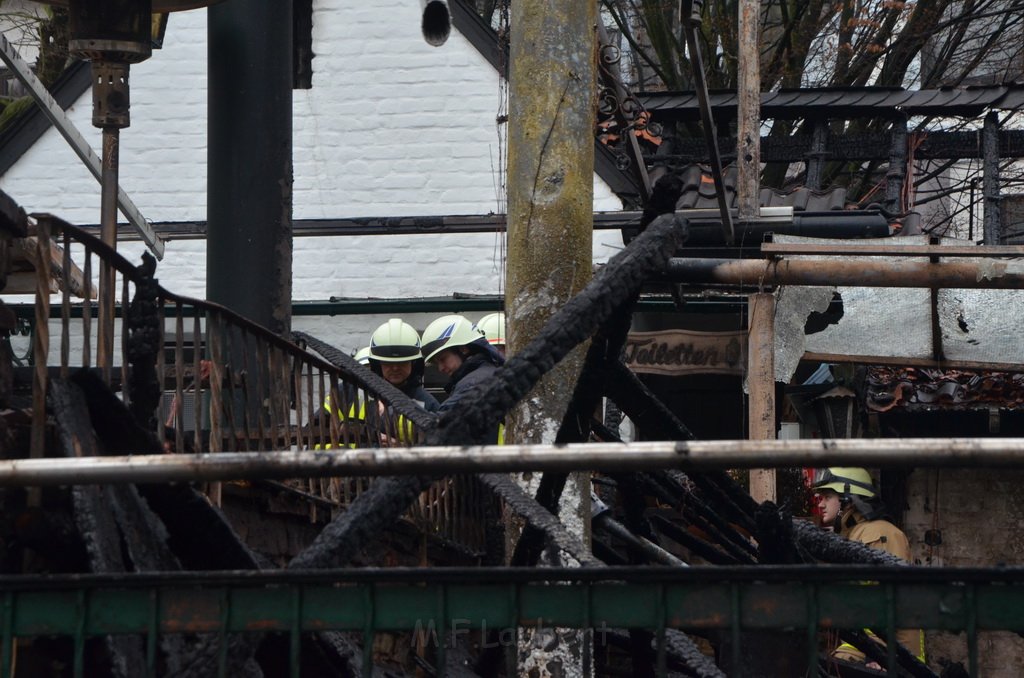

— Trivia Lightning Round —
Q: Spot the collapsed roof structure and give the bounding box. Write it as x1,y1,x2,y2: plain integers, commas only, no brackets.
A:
0,0,1023,676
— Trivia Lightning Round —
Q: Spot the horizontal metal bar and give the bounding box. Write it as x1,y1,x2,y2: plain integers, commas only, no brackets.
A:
74,208,797,240
10,438,1024,486
11,295,748,322
2,566,1023,637
802,350,1024,375
10,564,1024,588
761,243,1024,257
665,256,1024,289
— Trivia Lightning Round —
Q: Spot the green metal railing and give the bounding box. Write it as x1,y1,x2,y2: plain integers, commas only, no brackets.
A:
0,565,1019,678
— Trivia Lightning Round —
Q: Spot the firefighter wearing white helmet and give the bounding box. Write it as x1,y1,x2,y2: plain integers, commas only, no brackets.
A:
353,346,371,365
421,314,504,440
367,318,439,412
811,467,925,665
474,312,506,356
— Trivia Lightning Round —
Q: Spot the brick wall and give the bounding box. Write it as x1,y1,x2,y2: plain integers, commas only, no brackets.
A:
904,468,1024,676
1,1,623,348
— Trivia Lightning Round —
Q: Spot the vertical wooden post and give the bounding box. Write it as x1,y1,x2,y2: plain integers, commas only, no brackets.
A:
748,292,775,503
805,119,827,191
507,1,596,674
737,0,760,221
29,218,51,509
886,115,908,214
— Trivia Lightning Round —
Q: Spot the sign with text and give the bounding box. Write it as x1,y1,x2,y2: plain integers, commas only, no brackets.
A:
624,330,746,376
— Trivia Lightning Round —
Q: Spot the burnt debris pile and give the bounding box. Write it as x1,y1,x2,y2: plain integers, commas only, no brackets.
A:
0,211,937,677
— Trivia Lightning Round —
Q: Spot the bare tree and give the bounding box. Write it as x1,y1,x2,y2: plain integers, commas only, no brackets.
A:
0,5,70,128
592,0,1024,232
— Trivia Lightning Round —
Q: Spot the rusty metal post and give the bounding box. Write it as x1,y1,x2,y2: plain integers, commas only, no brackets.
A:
97,125,119,384
12,438,1024,485
29,218,51,508
664,256,1024,289
983,111,1002,245
747,292,775,502
506,0,597,674
737,0,760,222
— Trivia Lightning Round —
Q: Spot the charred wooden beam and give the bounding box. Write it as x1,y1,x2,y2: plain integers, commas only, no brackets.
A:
983,112,1002,245
49,378,146,678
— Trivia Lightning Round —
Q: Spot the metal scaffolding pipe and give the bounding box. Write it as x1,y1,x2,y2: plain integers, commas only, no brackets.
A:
665,257,1024,289
8,438,1024,486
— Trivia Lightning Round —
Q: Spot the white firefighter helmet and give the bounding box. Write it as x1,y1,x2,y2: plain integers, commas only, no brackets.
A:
421,314,485,363
368,319,422,363
474,312,506,347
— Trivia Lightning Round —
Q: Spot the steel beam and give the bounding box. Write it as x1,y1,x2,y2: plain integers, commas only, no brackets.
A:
208,1,293,337
7,438,1024,486
760,243,1024,257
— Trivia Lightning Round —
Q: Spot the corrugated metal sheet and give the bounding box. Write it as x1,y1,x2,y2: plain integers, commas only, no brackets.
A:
772,235,1024,374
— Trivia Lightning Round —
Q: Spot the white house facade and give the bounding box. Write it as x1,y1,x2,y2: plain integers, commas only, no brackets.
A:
0,1,625,354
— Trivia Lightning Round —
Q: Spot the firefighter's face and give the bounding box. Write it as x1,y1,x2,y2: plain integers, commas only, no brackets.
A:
380,360,413,386
817,489,842,526
434,348,464,376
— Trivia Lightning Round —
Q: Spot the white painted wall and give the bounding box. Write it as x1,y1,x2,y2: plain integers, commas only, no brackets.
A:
1,1,624,355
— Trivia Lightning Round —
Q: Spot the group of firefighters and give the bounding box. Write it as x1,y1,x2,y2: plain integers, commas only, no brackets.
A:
337,315,927,671
340,313,506,444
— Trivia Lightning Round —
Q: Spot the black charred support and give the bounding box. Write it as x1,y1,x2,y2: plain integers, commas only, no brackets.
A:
208,1,293,340
592,511,686,567
663,630,725,678
600,629,725,678
509,272,643,570
314,632,387,678
791,518,904,566
837,629,938,678
285,215,689,578
126,252,162,429
65,371,268,677
604,362,759,535
478,473,601,567
805,119,828,190
645,471,757,563
885,115,908,213
983,111,1002,245
649,514,742,565
49,378,146,678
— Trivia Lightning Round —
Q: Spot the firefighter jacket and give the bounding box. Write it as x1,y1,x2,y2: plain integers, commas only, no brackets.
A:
832,507,926,665
438,352,501,444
